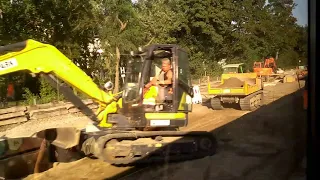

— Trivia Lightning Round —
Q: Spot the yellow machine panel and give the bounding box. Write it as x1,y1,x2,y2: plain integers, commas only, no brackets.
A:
207,72,263,111
208,73,262,96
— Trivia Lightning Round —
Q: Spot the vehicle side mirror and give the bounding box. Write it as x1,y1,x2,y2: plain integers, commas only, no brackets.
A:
104,81,114,91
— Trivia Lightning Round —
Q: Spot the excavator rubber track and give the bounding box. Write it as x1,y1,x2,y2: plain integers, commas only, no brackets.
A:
84,131,217,165
239,90,263,111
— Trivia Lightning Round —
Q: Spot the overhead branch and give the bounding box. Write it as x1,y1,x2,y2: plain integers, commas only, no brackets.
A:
115,14,128,33
145,37,155,46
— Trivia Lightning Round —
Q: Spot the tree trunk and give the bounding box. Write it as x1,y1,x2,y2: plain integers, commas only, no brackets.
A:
113,46,120,93
113,15,127,94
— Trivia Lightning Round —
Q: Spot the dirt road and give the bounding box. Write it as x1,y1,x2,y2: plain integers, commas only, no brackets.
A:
0,81,306,180
118,82,306,180
20,81,306,180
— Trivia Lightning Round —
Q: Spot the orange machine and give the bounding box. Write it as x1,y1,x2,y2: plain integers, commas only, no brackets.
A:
253,57,277,76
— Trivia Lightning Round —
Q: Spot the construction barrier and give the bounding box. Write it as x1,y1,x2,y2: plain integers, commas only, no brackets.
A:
192,85,202,104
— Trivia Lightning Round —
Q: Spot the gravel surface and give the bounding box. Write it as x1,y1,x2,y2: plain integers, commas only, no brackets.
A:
0,114,92,138
119,82,306,180
0,81,306,180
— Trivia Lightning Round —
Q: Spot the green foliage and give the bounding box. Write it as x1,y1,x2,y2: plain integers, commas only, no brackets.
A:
0,0,309,102
22,77,64,105
22,88,39,105
135,0,182,44
277,50,300,68
38,78,60,104
0,76,6,99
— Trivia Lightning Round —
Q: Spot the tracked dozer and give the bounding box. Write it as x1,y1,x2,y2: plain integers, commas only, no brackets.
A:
0,40,217,166
207,64,263,111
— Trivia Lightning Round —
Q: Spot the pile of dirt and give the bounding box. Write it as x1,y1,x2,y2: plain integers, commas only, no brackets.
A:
217,77,245,88
240,78,256,85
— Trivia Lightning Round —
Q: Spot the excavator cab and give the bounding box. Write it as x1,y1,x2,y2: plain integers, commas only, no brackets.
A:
253,62,263,69
222,63,247,74
264,57,277,73
119,45,194,128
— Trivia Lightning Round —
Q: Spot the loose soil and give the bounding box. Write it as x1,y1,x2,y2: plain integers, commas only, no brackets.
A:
0,81,306,180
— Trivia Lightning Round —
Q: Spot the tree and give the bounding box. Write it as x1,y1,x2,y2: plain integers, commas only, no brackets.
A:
135,0,182,44
95,0,144,93
0,0,309,104
0,0,104,102
135,0,233,77
295,25,308,65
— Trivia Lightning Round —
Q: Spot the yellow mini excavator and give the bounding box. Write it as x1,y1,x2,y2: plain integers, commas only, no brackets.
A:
0,39,216,165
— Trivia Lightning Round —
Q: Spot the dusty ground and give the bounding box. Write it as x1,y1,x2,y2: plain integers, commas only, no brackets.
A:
0,81,306,180
0,114,91,138
118,81,306,180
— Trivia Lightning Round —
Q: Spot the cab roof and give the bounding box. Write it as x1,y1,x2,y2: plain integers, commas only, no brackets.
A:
222,63,244,68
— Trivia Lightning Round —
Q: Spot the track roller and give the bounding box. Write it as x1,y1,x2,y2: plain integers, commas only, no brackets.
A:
83,131,217,165
239,91,263,111
210,97,223,110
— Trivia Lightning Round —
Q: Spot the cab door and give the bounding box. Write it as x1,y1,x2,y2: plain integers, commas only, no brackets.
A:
174,47,193,112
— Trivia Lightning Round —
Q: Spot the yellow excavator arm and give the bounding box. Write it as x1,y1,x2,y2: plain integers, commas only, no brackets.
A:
0,39,119,125
0,39,113,103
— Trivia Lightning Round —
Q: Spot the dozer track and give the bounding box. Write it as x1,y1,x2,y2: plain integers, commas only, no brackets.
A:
82,131,217,165
211,97,223,110
239,90,263,111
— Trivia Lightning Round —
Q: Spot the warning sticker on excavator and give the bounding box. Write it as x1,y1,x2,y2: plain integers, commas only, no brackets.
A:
155,143,162,147
223,89,231,93
150,120,170,126
0,58,18,71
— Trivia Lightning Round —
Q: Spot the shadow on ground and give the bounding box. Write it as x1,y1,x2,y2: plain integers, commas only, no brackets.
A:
0,88,307,180
114,88,306,180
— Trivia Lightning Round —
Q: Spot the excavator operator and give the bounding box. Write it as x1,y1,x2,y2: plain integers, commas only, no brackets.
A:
143,58,173,105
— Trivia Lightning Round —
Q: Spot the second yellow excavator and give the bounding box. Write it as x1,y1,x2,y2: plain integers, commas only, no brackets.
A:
0,40,216,165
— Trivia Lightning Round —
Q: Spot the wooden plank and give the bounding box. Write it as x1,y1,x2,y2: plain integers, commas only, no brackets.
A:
27,103,55,111
27,101,67,111
30,109,69,120
0,117,28,126
68,108,81,113
0,111,25,120
91,108,98,112
66,99,95,109
68,104,99,113
71,109,99,118
29,106,68,117
82,99,94,104
0,106,27,115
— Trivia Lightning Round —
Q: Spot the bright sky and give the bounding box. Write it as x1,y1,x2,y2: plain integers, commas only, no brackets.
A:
292,0,308,26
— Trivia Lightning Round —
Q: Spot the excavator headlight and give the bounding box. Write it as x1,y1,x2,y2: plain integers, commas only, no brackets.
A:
104,81,114,91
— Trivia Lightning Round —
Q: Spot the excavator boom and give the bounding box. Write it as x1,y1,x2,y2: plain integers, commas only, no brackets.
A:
0,40,114,106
